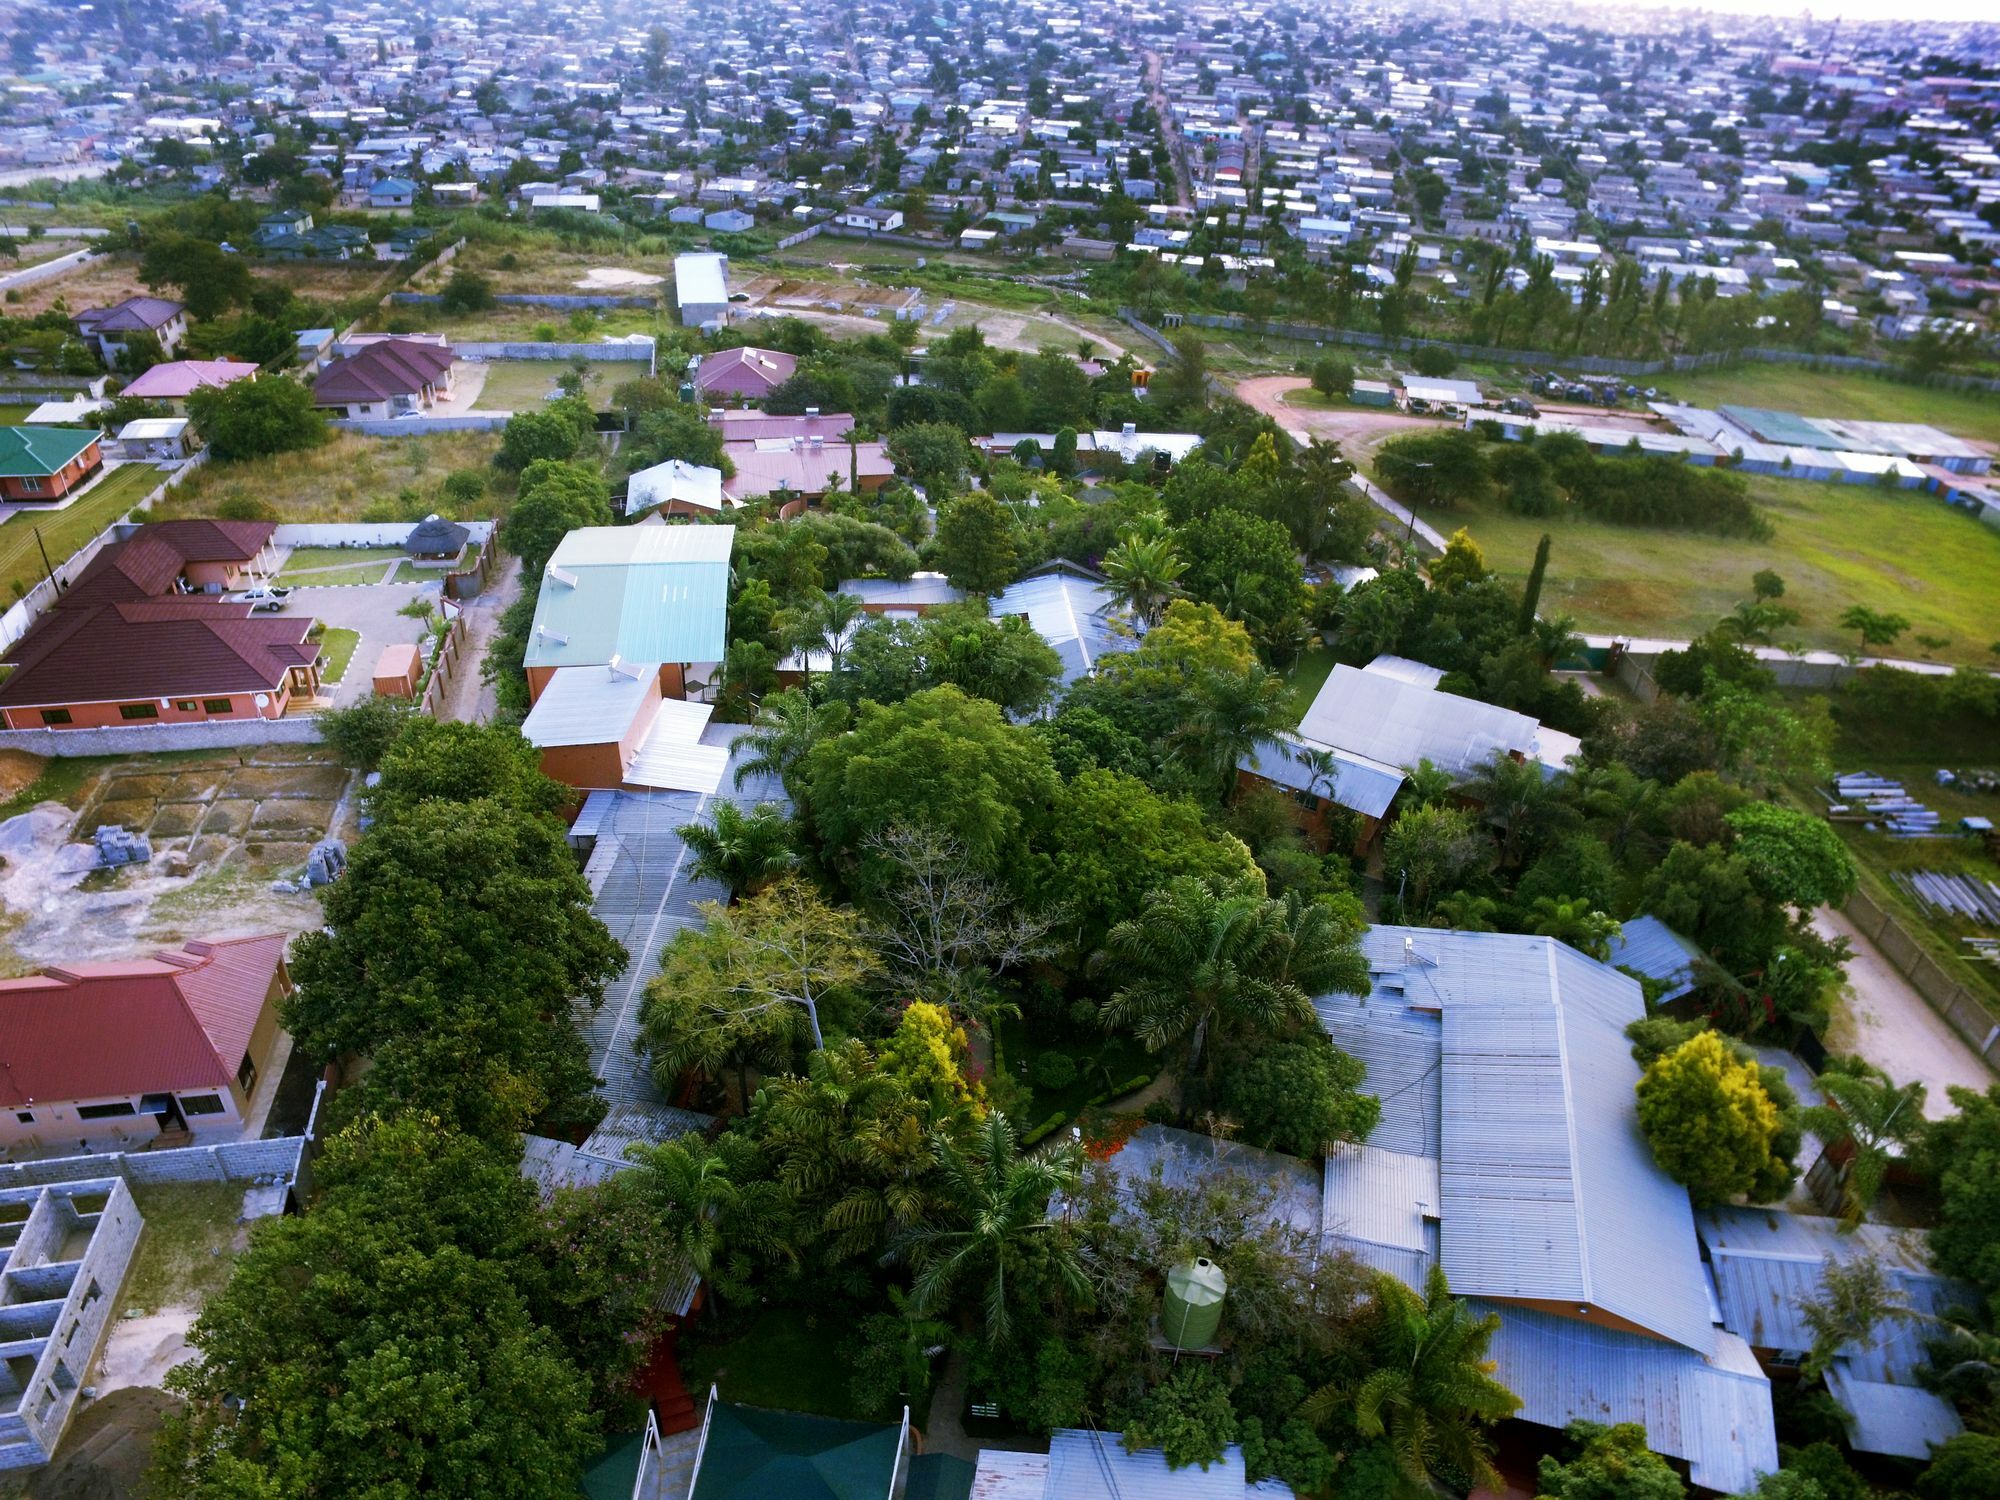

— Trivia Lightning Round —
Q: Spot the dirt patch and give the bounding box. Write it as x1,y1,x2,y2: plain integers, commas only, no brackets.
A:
248,799,336,836
102,775,173,802
146,804,205,838
575,266,663,290
22,1386,182,1500
230,764,348,799
81,800,154,838
198,801,254,837
0,750,45,803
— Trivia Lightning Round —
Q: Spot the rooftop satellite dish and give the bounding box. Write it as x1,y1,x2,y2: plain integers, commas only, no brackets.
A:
254,693,270,709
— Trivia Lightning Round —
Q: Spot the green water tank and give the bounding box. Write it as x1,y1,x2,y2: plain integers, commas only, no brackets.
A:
1163,1256,1227,1350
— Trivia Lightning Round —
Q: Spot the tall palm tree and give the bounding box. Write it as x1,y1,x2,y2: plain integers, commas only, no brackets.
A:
1091,878,1369,1077
680,801,797,898
809,590,867,679
1803,1058,1927,1229
732,689,848,804
1431,891,1500,932
1527,611,1584,670
1302,1267,1520,1496
1397,757,1457,812
1528,896,1622,961
1464,751,1578,870
1100,532,1186,627
899,1111,1090,1343
1570,763,1657,862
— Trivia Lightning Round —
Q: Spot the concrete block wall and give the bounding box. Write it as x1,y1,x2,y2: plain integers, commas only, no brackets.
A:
0,717,325,758
270,521,496,548
1844,889,2000,1062
0,1138,305,1194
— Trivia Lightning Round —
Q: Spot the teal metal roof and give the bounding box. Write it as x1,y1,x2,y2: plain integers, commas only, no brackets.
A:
0,425,97,478
523,525,734,670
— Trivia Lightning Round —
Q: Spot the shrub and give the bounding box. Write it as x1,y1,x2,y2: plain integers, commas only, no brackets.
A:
1410,345,1458,378
1029,1050,1077,1091
215,494,278,522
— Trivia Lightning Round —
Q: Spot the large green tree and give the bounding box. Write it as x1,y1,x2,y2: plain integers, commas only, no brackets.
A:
1536,1421,1687,1500
933,490,1020,595
187,375,327,462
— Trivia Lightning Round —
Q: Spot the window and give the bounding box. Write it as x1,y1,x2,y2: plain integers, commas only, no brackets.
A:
237,1054,258,1093
18,478,41,495
38,710,70,726
202,699,232,714
13,1111,32,1124
75,1101,136,1120
117,703,158,721
172,700,198,713
178,1093,226,1117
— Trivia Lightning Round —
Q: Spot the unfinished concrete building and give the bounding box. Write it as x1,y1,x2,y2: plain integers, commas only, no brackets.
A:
0,1179,143,1469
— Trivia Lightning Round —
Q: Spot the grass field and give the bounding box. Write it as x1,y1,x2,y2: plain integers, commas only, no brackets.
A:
474,358,643,412
1284,644,1337,719
154,432,506,524
1411,476,2000,665
0,404,39,423
316,627,361,682
0,461,163,601
1650,366,2000,447
121,1182,249,1312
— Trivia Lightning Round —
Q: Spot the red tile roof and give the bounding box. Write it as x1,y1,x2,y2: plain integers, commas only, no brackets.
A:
313,338,455,406
0,935,288,1107
119,359,259,401
693,346,797,396
59,521,275,610
0,598,317,709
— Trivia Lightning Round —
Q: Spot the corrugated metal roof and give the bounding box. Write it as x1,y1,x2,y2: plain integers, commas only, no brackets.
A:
520,662,657,748
1297,665,1545,780
1091,1125,1323,1243
1045,1430,1281,1500
839,573,964,608
1605,915,1704,1002
1480,1303,1777,1495
1313,988,1441,1157
971,1451,1048,1500
988,571,1137,687
674,252,728,308
523,526,733,671
1240,733,1404,820
1361,653,1446,689
626,699,732,795
1322,1142,1439,1289
628,460,725,515
1824,1368,1962,1460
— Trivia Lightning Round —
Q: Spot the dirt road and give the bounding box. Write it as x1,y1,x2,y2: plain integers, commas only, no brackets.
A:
1815,906,1993,1118
1141,51,1194,209
1234,375,1455,464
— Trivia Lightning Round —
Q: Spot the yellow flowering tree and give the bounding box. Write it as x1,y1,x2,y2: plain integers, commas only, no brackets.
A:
1635,1031,1792,1206
879,1000,986,1120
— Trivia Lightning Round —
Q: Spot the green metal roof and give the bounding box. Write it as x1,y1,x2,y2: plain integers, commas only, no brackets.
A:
0,425,98,479
578,1431,645,1500
522,524,734,671
691,1403,902,1500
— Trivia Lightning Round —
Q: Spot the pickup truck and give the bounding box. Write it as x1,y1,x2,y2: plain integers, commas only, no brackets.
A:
230,585,293,613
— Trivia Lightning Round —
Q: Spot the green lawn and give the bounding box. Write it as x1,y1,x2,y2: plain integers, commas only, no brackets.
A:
473,358,643,413
0,461,165,602
121,1182,248,1313
277,546,406,578
1284,644,1337,720
1655,366,2000,447
317,627,361,683
1411,476,2000,665
0,404,38,423
679,1307,871,1421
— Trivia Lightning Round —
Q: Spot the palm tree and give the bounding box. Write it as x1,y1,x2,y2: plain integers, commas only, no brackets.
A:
809,590,866,679
1100,532,1186,627
1803,1058,1927,1229
1464,751,1578,870
1570,763,1657,862
629,1135,741,1280
1171,664,1290,796
1431,891,1500,932
1527,611,1584,670
1301,1267,1520,1496
753,1041,944,1259
1091,878,1369,1078
732,689,848,804
1528,896,1622,960
899,1111,1090,1343
680,801,797,898
1397,757,1457,812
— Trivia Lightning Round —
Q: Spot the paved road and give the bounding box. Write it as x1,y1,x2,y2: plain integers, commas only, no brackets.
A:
1814,907,1993,1115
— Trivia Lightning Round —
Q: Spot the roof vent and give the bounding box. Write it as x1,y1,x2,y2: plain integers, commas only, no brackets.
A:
546,564,578,589
1122,421,1137,438
607,655,642,681
805,406,820,419
535,626,568,645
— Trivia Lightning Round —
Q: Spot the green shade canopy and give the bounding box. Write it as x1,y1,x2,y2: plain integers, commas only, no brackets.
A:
691,1402,903,1500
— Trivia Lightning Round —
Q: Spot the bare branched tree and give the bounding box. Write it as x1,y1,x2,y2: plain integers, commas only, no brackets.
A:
861,824,1064,1018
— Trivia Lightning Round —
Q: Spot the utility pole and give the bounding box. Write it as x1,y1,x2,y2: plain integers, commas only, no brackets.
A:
33,527,59,593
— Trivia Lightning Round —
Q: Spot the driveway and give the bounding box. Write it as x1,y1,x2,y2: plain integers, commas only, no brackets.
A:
1814,906,1994,1118
284,579,431,706
439,554,523,723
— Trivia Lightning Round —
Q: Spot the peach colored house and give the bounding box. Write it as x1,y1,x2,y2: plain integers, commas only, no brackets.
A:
0,935,291,1152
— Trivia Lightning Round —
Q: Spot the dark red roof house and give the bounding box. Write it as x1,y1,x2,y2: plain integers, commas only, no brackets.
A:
312,338,456,417
0,935,292,1148
691,346,797,403
0,522,317,730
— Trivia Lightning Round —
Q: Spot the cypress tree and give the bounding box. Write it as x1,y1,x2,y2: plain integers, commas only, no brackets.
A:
1518,532,1552,634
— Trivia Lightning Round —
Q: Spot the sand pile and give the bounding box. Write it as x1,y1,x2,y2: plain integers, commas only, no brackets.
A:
574,267,664,290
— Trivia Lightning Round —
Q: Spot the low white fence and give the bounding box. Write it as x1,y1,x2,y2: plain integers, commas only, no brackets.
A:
329,415,511,435
271,520,495,548
454,339,656,372
0,717,326,757
0,246,98,295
